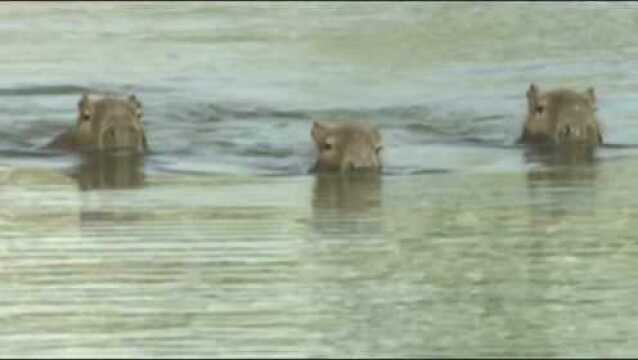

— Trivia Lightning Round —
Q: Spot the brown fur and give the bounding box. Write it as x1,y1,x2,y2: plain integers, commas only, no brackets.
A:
518,83,602,146
45,93,148,153
311,121,383,172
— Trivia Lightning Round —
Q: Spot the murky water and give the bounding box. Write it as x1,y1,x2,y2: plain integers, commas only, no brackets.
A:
3,2,638,358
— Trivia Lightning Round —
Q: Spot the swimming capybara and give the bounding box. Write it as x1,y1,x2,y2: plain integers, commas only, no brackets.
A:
518,83,602,146
311,121,383,172
45,93,148,153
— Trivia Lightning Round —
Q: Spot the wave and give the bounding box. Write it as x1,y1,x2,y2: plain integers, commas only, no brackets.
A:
0,84,172,97
0,85,89,97
6,98,638,177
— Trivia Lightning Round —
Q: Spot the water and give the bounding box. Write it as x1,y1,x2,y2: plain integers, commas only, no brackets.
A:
2,2,638,357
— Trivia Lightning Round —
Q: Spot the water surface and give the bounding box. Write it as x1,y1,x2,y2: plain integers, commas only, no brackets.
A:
2,2,638,358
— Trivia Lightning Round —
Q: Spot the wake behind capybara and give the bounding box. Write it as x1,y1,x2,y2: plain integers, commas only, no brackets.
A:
45,93,148,153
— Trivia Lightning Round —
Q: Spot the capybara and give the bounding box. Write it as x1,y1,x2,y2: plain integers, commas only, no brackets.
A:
518,83,602,146
46,93,148,153
311,121,383,172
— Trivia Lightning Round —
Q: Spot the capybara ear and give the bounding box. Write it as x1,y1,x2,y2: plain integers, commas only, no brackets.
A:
526,83,540,113
78,93,89,110
78,93,92,121
128,94,140,106
128,94,143,118
311,121,329,144
585,87,596,107
527,83,539,102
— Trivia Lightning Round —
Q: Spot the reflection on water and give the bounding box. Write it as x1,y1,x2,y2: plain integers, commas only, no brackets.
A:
523,144,597,167
69,152,146,191
523,145,599,235
305,172,403,357
312,173,382,214
310,173,383,236
524,144,599,187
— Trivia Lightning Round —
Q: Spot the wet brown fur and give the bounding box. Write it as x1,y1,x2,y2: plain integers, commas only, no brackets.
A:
311,121,383,172
518,83,602,146
45,93,148,153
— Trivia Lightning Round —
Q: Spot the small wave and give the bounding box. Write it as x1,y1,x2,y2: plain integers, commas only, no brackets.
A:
0,148,69,159
451,137,516,149
383,167,453,176
600,143,638,149
207,103,310,120
0,85,89,97
0,84,172,97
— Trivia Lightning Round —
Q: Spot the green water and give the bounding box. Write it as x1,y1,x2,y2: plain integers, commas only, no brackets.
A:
2,2,638,358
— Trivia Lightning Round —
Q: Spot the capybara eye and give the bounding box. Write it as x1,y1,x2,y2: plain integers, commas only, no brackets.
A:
536,106,544,114
323,143,333,151
82,113,91,121
376,146,383,154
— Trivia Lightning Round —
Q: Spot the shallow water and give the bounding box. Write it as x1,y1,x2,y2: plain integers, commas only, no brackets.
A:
3,2,638,358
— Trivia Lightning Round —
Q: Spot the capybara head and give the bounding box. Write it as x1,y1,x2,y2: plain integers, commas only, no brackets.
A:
311,121,383,172
73,93,147,152
519,83,602,146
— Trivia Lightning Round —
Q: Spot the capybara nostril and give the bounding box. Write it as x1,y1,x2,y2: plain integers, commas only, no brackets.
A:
103,127,116,147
